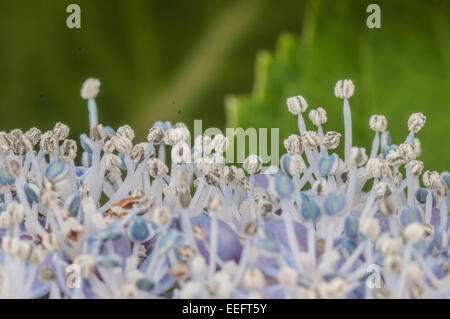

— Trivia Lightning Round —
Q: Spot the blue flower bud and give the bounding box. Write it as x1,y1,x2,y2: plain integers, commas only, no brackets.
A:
24,183,40,204
341,238,357,258
103,126,116,136
0,165,14,185
319,153,339,176
45,161,69,182
416,188,437,206
399,205,422,227
65,192,81,217
300,197,321,221
75,166,88,178
96,255,122,268
136,278,154,291
344,215,359,238
80,133,93,153
324,193,346,216
129,217,150,242
270,173,294,198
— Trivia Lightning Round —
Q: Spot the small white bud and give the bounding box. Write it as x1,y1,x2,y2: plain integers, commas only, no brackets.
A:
288,154,306,175
242,268,265,291
408,113,426,133
243,154,262,175
375,182,392,199
131,143,147,164
29,246,45,264
152,206,172,227
0,132,13,152
322,131,341,150
359,217,381,240
409,160,424,176
334,79,355,99
104,153,122,171
308,107,327,127
147,127,165,145
278,266,298,287
39,131,58,154
61,217,84,243
384,254,403,274
171,142,191,164
206,271,233,298
41,232,60,252
366,158,383,179
147,158,168,178
403,223,425,243
430,175,448,197
369,115,387,132
206,194,222,212
6,158,22,178
379,237,403,255
380,160,396,181
180,281,202,299
422,170,437,188
191,256,207,277
303,131,320,149
120,284,138,299
52,122,70,141
312,179,329,196
60,139,77,160
283,134,304,154
405,263,422,284
398,143,416,162
81,78,101,100
164,128,184,146
212,134,229,153
286,95,308,115
116,125,135,141
349,147,368,167
24,127,42,146
115,136,132,154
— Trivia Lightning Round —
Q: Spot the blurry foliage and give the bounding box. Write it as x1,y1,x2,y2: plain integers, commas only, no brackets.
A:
226,0,450,171
0,0,305,142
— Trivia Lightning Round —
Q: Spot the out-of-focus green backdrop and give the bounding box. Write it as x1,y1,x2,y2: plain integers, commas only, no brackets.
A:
0,0,448,170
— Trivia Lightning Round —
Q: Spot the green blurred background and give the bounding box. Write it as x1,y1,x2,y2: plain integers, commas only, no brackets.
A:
0,0,448,170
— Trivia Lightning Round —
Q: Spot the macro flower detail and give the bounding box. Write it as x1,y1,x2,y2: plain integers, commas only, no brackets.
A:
0,78,447,300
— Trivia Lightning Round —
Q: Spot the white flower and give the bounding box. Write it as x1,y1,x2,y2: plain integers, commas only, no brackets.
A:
243,154,262,175
408,113,426,133
286,95,308,115
334,79,354,99
309,107,327,126
369,115,387,132
81,78,101,100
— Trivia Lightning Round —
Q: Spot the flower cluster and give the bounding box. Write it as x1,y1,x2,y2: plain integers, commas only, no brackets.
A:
0,78,448,299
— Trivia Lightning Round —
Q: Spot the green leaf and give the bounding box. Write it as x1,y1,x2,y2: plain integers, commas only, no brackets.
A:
226,0,450,171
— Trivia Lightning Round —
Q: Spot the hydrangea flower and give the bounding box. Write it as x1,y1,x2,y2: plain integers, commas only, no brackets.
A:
0,78,448,299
